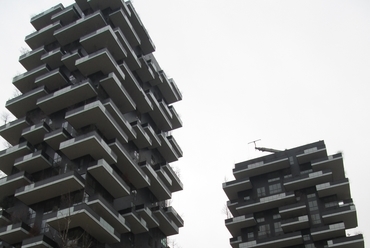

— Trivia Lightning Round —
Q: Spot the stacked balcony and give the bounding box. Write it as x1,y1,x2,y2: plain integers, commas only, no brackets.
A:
0,222,32,245
223,177,252,200
325,234,364,248
0,117,30,146
239,231,303,248
122,209,148,234
233,157,290,179
316,178,351,200
311,222,346,242
283,170,333,191
225,214,256,237
14,150,53,174
21,235,57,248
0,171,32,200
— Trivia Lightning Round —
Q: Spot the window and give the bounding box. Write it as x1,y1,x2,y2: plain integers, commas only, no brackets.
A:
308,200,318,211
311,213,321,225
269,183,282,194
273,214,281,219
247,232,254,240
258,224,271,238
274,222,283,235
257,187,266,197
256,217,265,223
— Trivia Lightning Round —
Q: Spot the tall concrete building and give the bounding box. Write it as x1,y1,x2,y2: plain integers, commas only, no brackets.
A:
223,141,364,248
0,0,183,247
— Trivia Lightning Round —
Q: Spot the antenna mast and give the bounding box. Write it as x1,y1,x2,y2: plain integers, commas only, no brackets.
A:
248,139,281,153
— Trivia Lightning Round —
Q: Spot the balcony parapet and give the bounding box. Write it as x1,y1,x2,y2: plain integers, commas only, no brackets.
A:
233,157,290,179
14,150,53,174
311,222,345,242
0,117,30,146
312,153,345,181
19,46,46,71
135,204,159,228
143,123,161,149
0,142,33,175
12,64,50,94
316,178,351,200
225,213,256,237
30,3,64,30
164,206,184,228
239,231,303,248
0,222,32,245
21,234,57,248
0,171,32,201
284,169,332,191
223,177,252,200
21,121,51,145
140,162,171,201
325,234,364,248
322,203,357,228
296,144,327,164
25,21,62,50
279,201,307,218
161,163,183,192
281,215,310,232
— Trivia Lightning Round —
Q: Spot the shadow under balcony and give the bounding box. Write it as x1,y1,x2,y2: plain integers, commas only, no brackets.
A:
225,214,256,237
281,215,310,233
240,231,303,248
311,222,346,242
152,207,179,236
0,117,30,146
135,205,159,229
109,9,140,49
140,162,171,201
12,64,49,94
40,48,64,70
143,123,161,149
156,132,179,163
25,21,62,50
0,142,33,175
21,121,51,145
131,121,151,149
316,178,351,200
34,68,70,92
233,157,290,179
19,46,46,71
312,153,345,181
14,170,84,205
0,222,32,245
121,209,148,234
325,234,364,248
283,170,333,192
14,150,52,174
146,91,172,131
223,177,252,200
0,171,32,201
43,127,72,151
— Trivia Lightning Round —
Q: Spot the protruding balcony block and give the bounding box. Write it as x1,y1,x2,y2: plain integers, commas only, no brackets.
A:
0,142,33,175
146,91,172,131
114,28,141,70
236,192,296,215
109,9,140,48
37,80,97,115
13,64,49,94
0,117,30,146
165,206,184,228
46,204,120,244
143,123,161,149
156,166,172,189
239,231,303,248
169,106,182,130
131,121,151,149
21,234,57,248
311,222,346,242
281,215,310,232
21,121,51,145
233,157,290,179
30,4,64,30
157,73,181,104
25,21,62,50
223,177,252,200
0,210,11,227
109,140,150,189
80,26,127,61
279,202,307,219
141,163,171,201
99,73,136,114
136,205,160,228
284,170,333,191
88,0,130,16
122,211,148,234
136,57,155,83
225,214,256,237
87,195,131,234
54,11,107,46
325,234,364,248
152,207,179,236
15,170,84,205
34,68,70,91
51,4,81,28
126,2,155,55
6,86,48,119
14,150,52,174
168,136,183,158
316,178,351,200
296,145,327,164
157,132,179,163
40,48,64,69
322,204,357,228
60,131,117,164
0,171,32,200
87,159,130,198
161,163,183,192
61,50,82,71
44,127,72,151
312,154,345,181
19,46,46,71
230,236,242,248
0,222,31,245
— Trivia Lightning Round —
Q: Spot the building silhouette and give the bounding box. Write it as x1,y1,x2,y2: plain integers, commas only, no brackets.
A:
0,0,183,247
223,141,364,248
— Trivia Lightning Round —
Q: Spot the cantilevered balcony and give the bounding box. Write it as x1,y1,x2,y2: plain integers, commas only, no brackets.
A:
0,117,30,146
126,2,155,55
0,142,33,175
34,68,70,91
164,206,184,228
230,236,242,248
233,157,290,179
284,170,332,191
143,123,161,149
158,73,182,104
141,162,171,201
136,205,159,228
87,194,130,234
312,154,345,181
25,21,62,50
322,203,357,228
0,210,11,227
168,136,183,158
21,121,51,145
316,178,351,200
155,166,172,189
225,214,256,237
0,171,32,200
51,4,81,27
88,0,130,15
122,210,148,234
152,207,179,236
136,57,155,83
19,46,46,71
239,231,303,248
223,177,252,200
60,131,117,164
46,204,120,244
99,73,136,114
13,64,49,94
311,222,346,242
40,48,64,69
65,100,128,145
236,192,296,215
114,28,141,70
146,91,172,131
14,150,53,174
109,140,150,189
279,202,307,219
147,60,163,86
281,215,310,232
227,200,239,218
44,127,72,151
157,132,179,163
161,163,183,192
119,62,152,113
296,145,327,164
169,106,182,130
102,99,136,140
325,234,364,248
21,234,57,248
61,50,82,71
54,11,107,46
6,86,48,119
80,26,127,62
37,80,97,114
15,170,84,205
109,9,140,48
131,121,151,149
87,159,130,198
0,222,31,245
30,4,63,30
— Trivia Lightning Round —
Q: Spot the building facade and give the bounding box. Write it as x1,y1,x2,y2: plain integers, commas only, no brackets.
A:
0,0,183,247
223,141,364,248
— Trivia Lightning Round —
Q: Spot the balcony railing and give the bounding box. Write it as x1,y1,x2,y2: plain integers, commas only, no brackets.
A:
311,222,345,242
14,150,53,174
279,201,307,218
225,214,256,237
30,3,63,30
316,178,351,200
233,157,290,179
0,171,32,204
283,170,333,191
0,142,33,175
12,64,49,94
325,234,364,248
0,117,30,146
281,215,309,232
322,203,357,228
239,231,303,248
312,153,345,181
223,177,252,200
0,222,32,245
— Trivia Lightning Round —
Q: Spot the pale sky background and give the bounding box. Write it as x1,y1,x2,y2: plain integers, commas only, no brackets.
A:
1,1,370,247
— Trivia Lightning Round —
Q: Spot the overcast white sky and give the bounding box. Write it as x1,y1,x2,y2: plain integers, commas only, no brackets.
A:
1,1,370,247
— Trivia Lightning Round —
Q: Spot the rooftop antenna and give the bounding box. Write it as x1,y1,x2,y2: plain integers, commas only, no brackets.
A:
248,139,281,153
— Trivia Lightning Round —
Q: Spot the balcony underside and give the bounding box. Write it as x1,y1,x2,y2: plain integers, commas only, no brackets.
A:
109,9,140,48
44,128,71,151
136,207,159,228
21,234,56,248
283,171,332,192
312,155,345,181
233,158,290,179
325,234,364,248
132,123,151,149
19,46,46,71
0,142,33,175
240,232,303,248
25,22,62,50
14,151,52,174
311,223,346,242
223,178,252,200
141,163,171,201
225,214,256,237
296,147,327,164
0,117,30,146
13,64,49,94
0,172,31,200
122,212,148,234
153,209,179,236
0,222,31,245
21,122,50,145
